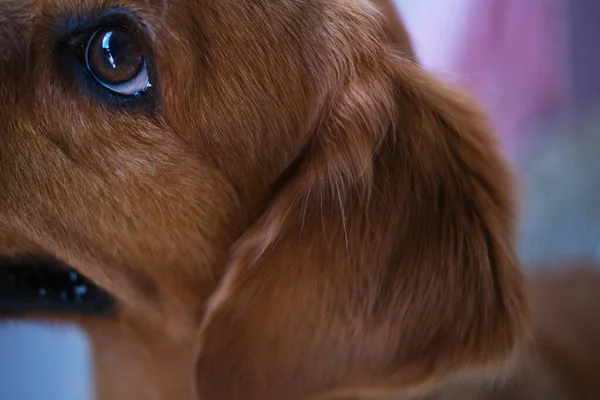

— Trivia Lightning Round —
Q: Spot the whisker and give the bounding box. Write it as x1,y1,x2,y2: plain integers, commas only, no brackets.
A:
320,190,326,236
301,186,312,231
336,182,350,254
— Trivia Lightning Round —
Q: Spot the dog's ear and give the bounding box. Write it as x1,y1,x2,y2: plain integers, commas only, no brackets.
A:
371,0,416,59
193,22,528,400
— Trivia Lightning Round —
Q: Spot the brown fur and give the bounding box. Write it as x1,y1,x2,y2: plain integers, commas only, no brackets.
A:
419,262,600,400
0,0,593,399
371,0,415,58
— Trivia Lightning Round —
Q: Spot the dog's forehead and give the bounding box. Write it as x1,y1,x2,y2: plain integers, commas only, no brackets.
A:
1,0,308,66
26,0,310,32
0,0,319,96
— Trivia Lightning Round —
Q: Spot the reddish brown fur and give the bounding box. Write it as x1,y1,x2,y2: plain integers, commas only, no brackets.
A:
0,0,594,399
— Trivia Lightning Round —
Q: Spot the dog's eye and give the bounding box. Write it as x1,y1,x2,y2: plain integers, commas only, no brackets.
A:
85,26,150,96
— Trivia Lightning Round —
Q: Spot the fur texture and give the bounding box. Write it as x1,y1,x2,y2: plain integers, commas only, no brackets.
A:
1,0,591,399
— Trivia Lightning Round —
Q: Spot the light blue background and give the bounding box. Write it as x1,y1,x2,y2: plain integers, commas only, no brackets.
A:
0,321,94,400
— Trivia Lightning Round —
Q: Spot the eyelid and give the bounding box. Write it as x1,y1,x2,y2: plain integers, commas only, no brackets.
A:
54,9,138,41
56,10,149,60
86,55,152,96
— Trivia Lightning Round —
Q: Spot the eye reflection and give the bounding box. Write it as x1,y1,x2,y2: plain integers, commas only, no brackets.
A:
85,26,151,96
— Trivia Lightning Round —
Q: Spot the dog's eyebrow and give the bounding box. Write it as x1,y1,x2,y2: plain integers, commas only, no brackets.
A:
47,7,145,44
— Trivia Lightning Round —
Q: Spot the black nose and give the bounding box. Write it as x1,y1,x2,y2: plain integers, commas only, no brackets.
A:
0,255,116,316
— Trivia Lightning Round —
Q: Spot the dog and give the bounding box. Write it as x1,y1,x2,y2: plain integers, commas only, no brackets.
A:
0,0,598,399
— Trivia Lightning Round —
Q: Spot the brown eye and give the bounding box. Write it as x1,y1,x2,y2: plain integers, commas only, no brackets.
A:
85,26,150,95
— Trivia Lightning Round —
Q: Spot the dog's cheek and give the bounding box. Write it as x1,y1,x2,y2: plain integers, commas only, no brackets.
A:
2,117,246,338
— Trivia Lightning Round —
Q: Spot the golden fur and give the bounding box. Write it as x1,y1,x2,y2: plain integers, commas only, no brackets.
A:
371,0,414,57
0,0,597,399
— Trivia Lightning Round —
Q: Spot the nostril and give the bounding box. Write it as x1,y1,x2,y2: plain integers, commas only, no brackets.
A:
0,255,116,315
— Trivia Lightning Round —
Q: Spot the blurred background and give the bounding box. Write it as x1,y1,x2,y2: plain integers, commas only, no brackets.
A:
395,0,600,266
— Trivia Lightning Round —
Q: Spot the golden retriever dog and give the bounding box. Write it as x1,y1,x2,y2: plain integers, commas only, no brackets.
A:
0,0,598,399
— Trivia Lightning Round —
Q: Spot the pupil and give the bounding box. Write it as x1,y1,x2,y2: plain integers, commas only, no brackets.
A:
88,27,143,85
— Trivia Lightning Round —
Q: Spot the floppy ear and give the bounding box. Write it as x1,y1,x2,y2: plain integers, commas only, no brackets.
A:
193,20,528,400
371,0,416,59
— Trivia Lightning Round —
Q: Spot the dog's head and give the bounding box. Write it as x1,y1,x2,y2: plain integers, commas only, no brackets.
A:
0,0,527,399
